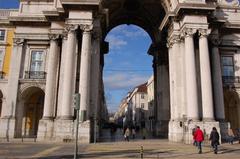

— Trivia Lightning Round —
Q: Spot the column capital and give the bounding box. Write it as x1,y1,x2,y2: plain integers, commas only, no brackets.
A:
209,35,222,46
13,38,24,46
48,33,61,41
182,28,197,38
65,24,78,33
167,34,180,48
198,29,211,38
80,24,93,32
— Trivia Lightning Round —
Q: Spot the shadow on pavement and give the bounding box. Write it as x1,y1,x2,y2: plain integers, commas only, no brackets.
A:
36,149,176,159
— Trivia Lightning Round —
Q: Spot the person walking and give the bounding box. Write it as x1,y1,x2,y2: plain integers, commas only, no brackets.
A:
209,127,220,154
194,126,204,154
124,127,130,142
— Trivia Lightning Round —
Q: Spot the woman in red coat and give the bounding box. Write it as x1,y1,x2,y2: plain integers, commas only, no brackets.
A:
194,126,204,154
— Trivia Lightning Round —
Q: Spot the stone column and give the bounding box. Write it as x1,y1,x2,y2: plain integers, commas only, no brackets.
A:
199,29,214,121
211,40,225,121
3,38,24,117
43,34,60,119
79,25,93,121
167,45,175,120
184,28,199,121
61,25,77,119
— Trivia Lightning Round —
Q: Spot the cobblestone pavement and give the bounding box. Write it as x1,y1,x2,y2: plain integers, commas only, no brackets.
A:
0,139,240,159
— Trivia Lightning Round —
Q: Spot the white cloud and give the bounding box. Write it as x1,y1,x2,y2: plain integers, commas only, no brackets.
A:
104,73,149,91
106,35,127,50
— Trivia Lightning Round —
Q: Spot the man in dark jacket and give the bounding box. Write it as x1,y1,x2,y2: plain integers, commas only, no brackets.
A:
194,126,204,154
209,127,220,154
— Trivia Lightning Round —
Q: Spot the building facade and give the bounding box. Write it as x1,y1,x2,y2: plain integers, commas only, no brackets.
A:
0,0,240,143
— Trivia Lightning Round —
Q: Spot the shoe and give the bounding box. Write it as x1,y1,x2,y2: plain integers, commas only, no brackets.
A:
214,151,217,154
198,151,202,154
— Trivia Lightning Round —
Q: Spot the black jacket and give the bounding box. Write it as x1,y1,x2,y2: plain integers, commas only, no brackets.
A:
209,130,220,146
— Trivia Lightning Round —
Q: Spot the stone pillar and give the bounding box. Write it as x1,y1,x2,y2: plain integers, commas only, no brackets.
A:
184,28,199,121
0,38,24,138
61,25,77,119
43,34,60,119
167,45,175,121
198,29,214,121
211,40,225,121
79,25,93,121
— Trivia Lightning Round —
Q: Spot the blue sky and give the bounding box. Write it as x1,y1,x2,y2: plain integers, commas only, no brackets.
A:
0,0,153,112
0,0,19,8
104,25,152,112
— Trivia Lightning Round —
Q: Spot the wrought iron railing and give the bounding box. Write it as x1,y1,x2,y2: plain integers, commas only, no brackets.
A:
0,71,4,79
25,71,46,79
222,76,240,84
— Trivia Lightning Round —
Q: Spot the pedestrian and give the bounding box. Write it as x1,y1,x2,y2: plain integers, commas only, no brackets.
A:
124,127,130,142
209,127,220,154
227,128,235,144
192,125,197,146
132,128,136,139
194,126,204,154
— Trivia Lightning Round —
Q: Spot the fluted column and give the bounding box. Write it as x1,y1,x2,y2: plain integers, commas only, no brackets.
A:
79,25,93,121
184,28,199,121
211,39,225,121
199,29,214,121
43,34,60,119
61,25,77,119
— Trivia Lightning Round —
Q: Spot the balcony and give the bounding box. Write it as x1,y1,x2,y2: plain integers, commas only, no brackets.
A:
222,76,240,84
25,71,46,79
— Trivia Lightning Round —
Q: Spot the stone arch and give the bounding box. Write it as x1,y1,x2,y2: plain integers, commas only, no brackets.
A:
102,0,166,44
15,86,45,138
224,89,240,130
0,90,3,117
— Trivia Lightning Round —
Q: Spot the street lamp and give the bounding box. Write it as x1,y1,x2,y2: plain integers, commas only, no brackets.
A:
73,93,80,159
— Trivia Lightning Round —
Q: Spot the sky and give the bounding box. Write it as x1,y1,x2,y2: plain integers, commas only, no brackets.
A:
0,0,153,113
104,25,152,113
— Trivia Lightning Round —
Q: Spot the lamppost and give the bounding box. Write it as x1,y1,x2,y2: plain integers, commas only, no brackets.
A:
73,93,80,159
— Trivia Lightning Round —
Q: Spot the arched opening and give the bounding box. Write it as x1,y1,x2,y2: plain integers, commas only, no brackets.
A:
102,24,154,141
0,90,3,117
224,89,240,131
16,87,44,138
99,0,168,141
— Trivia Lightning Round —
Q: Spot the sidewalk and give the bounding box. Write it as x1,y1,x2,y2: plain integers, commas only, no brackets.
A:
0,139,240,158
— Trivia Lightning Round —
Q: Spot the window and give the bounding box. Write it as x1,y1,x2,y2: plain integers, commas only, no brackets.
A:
30,50,45,72
0,30,6,41
0,49,4,71
141,103,144,109
221,56,234,77
141,93,145,99
27,50,45,79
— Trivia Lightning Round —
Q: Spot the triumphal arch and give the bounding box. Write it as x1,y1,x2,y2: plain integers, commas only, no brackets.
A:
0,0,240,143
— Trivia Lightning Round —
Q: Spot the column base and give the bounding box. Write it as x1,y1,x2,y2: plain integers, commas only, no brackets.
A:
80,110,87,121
168,120,184,142
0,117,16,141
155,120,169,138
182,120,220,144
219,121,230,143
37,118,54,141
